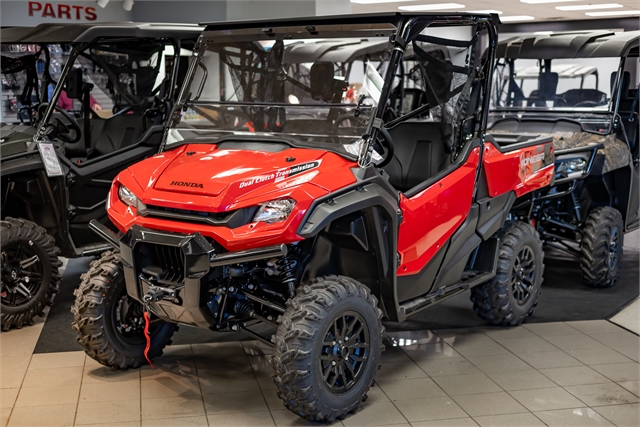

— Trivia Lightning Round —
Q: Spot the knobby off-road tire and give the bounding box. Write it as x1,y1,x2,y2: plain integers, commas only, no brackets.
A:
471,221,544,326
71,250,177,369
1,217,62,331
270,276,384,422
580,207,624,288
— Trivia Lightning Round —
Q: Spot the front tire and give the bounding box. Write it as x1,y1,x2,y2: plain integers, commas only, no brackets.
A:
1,217,61,331
270,276,383,422
581,207,624,288
71,250,177,369
471,221,544,326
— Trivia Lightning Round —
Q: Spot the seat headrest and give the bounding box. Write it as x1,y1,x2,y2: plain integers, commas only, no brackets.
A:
538,72,559,99
310,62,335,102
611,71,631,99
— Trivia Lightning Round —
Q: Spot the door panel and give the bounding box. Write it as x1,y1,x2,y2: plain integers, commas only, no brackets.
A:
66,134,162,250
397,147,480,279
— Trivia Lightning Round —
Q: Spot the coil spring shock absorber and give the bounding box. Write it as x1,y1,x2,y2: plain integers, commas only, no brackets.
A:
276,250,297,297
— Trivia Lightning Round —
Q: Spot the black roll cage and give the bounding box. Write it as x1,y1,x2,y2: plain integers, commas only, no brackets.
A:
30,36,185,146
163,13,499,160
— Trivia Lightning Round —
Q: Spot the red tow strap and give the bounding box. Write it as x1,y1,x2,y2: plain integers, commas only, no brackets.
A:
143,311,154,368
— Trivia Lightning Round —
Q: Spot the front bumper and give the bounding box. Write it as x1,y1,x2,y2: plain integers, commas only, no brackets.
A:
119,225,216,329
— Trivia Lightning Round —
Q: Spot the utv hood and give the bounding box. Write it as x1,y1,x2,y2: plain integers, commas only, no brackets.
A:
1,124,35,158
150,143,327,198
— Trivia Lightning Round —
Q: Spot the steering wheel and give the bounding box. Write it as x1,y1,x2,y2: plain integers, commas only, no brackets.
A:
574,100,600,108
333,113,394,167
37,103,82,143
373,127,394,168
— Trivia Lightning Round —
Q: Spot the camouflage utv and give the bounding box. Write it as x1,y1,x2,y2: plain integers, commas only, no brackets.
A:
490,30,639,288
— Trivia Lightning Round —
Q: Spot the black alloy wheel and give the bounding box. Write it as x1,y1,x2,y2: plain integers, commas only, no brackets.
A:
511,246,537,306
320,311,370,394
471,221,544,326
608,226,620,270
2,243,44,308
581,207,624,288
0,217,61,331
72,250,177,369
270,275,383,422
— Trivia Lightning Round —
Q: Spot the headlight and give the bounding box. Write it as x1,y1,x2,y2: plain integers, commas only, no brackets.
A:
118,185,138,207
556,157,587,178
252,199,296,224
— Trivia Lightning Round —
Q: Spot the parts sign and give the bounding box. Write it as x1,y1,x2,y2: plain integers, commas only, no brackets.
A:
28,2,97,21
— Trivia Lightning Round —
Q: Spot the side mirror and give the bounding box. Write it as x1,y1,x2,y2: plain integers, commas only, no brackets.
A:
65,68,83,100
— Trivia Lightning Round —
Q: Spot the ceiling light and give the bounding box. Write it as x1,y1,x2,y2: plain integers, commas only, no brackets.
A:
557,3,623,10
468,10,503,14
351,0,414,4
95,0,109,8
399,3,466,11
586,9,640,15
520,0,579,3
534,30,555,34
122,0,134,11
500,15,536,21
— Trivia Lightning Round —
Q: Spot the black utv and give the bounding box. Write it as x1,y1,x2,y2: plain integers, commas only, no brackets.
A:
490,30,639,288
0,23,201,330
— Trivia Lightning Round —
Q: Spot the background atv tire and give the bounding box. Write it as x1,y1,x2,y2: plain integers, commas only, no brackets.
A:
270,276,383,422
72,250,177,369
1,217,61,331
471,221,544,326
580,207,624,288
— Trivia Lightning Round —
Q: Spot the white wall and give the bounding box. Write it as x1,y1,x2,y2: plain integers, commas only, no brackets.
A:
132,1,226,24
226,0,315,20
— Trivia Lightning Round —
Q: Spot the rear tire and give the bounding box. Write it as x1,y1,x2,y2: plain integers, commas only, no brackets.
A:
580,207,624,288
71,250,176,369
270,276,383,422
471,221,544,326
1,217,61,331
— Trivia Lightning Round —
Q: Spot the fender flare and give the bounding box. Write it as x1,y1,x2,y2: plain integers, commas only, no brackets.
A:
297,180,403,321
298,183,399,238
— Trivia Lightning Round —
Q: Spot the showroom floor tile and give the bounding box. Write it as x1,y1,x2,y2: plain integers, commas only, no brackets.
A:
1,319,639,427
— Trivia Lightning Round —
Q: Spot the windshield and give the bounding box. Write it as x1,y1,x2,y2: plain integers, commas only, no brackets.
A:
1,44,47,124
166,35,393,150
492,57,623,112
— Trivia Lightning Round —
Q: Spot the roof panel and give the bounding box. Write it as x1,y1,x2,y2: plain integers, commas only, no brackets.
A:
202,12,499,31
497,30,639,59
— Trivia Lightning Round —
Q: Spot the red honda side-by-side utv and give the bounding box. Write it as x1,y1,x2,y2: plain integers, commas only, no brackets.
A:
73,13,555,422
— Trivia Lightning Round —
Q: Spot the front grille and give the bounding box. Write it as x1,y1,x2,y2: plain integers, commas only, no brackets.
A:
147,206,232,221
139,203,258,229
138,242,185,285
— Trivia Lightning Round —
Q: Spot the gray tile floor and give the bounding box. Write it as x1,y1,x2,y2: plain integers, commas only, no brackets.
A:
1,319,639,427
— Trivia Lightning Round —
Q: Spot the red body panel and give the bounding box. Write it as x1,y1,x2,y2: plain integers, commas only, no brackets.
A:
108,144,357,251
108,138,553,269
482,143,554,198
396,147,481,276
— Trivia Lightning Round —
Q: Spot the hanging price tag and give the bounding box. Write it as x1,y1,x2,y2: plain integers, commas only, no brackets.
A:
37,143,64,177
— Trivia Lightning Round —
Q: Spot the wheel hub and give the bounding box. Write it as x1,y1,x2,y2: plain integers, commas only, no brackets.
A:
115,294,145,335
